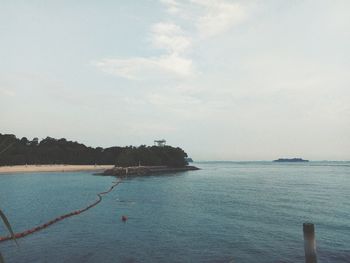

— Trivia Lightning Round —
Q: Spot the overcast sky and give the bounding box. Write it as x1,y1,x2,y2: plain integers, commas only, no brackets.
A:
1,0,349,160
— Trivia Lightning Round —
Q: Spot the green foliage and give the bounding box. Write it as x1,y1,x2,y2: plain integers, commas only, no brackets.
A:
115,145,188,167
0,133,188,167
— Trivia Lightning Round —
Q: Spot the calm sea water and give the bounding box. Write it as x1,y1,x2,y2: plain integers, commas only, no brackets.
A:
0,162,349,263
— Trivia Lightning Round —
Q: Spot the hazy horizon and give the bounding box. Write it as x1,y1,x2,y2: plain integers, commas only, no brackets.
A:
1,131,348,162
1,1,349,161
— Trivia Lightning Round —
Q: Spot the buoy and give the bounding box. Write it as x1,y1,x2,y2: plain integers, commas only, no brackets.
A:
121,215,128,222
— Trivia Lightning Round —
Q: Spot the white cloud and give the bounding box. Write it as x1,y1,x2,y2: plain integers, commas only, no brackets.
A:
151,22,191,54
0,88,16,97
160,0,248,38
93,17,196,80
160,0,181,14
93,54,195,80
93,0,249,80
93,9,195,80
192,0,247,38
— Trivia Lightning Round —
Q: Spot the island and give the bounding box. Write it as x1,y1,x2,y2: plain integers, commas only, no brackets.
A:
0,133,199,175
273,158,309,162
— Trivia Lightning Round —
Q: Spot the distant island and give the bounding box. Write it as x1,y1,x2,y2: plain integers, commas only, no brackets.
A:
273,158,309,162
0,133,193,169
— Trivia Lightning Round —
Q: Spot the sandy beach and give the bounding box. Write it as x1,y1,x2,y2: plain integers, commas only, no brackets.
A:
0,165,114,174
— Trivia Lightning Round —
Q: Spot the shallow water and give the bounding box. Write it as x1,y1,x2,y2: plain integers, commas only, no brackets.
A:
0,161,349,262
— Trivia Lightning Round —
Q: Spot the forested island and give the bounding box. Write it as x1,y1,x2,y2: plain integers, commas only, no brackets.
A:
0,133,190,168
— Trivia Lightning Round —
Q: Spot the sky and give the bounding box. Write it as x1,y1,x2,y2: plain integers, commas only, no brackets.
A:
1,0,349,161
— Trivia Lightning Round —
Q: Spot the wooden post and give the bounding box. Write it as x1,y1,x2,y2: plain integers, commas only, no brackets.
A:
303,223,317,263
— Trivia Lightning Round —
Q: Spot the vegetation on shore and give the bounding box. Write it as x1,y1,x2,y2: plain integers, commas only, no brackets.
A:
0,133,188,167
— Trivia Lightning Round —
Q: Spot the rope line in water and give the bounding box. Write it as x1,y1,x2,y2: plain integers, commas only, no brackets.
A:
0,179,122,243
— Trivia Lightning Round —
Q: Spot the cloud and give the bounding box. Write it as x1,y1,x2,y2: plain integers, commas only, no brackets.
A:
160,0,181,14
93,20,195,79
193,0,246,38
93,54,194,80
160,0,247,38
93,0,248,80
151,22,191,54
0,88,16,97
93,18,194,80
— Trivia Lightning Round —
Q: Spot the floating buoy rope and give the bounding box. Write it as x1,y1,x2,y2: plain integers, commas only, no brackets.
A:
0,179,122,243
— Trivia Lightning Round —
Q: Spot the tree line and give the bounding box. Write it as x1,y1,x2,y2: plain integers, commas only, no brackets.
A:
0,133,188,167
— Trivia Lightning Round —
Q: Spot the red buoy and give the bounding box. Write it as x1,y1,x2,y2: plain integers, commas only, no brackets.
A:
121,215,128,222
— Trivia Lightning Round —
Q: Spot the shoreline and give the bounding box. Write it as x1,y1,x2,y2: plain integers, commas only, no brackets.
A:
0,165,114,175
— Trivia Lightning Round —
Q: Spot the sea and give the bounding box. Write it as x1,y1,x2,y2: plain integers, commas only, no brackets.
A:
0,161,349,263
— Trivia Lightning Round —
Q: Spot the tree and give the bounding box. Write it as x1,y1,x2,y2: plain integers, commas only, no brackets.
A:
19,137,29,145
30,138,39,147
0,134,189,167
